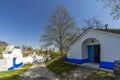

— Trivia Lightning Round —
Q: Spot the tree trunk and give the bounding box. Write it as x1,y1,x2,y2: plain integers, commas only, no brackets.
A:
60,45,64,57
60,32,64,57
60,38,64,57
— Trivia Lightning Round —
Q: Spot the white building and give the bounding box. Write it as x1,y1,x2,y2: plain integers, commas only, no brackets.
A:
67,28,120,70
32,51,37,62
2,45,23,70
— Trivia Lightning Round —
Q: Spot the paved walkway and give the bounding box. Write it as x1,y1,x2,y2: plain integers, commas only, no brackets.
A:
21,62,59,80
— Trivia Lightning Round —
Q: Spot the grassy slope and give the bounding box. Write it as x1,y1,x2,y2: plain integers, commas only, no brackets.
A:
46,52,77,75
0,63,32,80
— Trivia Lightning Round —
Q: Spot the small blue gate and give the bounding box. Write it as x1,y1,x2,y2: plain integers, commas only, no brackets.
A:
13,58,16,68
88,45,94,63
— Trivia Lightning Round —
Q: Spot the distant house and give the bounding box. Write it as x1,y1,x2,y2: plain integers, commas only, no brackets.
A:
2,45,23,70
67,28,120,70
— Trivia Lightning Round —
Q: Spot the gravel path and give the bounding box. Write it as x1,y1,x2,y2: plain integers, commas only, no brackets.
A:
21,62,59,80
58,66,96,80
21,62,96,80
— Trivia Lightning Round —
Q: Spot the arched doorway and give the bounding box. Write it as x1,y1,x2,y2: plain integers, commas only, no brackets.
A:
82,38,100,63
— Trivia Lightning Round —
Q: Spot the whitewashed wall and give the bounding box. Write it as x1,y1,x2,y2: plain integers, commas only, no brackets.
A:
23,55,44,64
67,29,120,62
0,59,7,71
11,49,23,64
0,55,44,72
23,56,33,64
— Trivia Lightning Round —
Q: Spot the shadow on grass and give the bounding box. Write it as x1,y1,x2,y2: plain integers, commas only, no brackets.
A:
84,70,115,80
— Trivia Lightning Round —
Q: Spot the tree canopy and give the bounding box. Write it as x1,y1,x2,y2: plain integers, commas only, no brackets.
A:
98,0,120,20
84,16,103,29
41,6,80,56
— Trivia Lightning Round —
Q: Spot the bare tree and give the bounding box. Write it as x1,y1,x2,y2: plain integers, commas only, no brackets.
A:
21,45,27,51
97,0,120,20
84,16,103,29
26,46,33,51
41,6,80,56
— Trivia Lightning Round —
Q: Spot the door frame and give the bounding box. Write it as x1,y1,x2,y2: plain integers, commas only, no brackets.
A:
88,45,100,63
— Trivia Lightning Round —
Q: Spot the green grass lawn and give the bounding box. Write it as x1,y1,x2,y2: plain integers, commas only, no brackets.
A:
46,52,78,75
0,63,32,80
85,70,115,80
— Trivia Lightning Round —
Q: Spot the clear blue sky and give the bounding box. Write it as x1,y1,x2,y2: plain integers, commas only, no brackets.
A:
0,0,120,48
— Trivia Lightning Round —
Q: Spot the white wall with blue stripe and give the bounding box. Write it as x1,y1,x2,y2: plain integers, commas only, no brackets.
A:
67,29,120,70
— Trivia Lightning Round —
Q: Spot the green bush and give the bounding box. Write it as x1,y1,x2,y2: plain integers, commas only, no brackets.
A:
22,51,33,57
0,54,3,59
0,46,6,51
0,46,6,59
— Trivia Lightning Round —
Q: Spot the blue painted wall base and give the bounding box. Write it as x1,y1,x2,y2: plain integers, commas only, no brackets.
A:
8,62,23,70
67,58,88,64
99,61,114,70
67,58,114,70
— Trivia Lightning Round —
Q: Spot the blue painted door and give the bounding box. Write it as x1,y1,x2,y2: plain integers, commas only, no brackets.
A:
13,58,16,67
88,45,94,63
